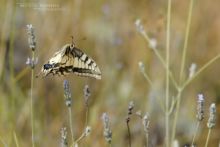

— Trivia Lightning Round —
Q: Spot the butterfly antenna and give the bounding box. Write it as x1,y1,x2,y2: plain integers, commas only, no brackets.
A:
35,70,43,78
70,36,75,48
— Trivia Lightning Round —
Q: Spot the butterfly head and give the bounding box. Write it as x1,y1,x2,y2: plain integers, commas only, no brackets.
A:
41,63,54,76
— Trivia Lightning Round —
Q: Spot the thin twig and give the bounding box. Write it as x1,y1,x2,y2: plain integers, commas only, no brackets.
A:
191,121,200,147
182,53,220,89
179,0,194,83
165,0,172,146
126,122,131,147
68,107,74,143
30,50,35,147
205,129,212,147
13,131,20,147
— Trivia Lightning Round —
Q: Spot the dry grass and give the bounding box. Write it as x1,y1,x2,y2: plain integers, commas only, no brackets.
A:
0,0,220,146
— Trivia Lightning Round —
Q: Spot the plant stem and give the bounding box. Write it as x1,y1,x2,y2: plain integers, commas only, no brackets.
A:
127,122,131,147
205,129,212,147
30,50,35,147
145,134,149,147
171,91,182,142
179,0,194,83
165,0,172,146
172,0,194,143
85,106,89,126
68,107,74,144
13,132,20,147
191,121,200,147
182,53,220,89
141,32,178,89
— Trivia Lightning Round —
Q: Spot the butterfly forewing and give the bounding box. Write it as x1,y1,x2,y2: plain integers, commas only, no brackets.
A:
41,44,101,79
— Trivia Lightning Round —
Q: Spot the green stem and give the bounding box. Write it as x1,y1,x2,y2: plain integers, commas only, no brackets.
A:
171,91,182,142
205,129,212,147
13,131,20,147
165,0,172,146
191,121,200,147
85,106,89,126
179,0,194,83
68,107,74,144
145,134,149,147
141,70,153,87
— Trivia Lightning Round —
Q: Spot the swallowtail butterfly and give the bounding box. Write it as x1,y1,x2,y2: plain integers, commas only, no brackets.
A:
39,42,101,79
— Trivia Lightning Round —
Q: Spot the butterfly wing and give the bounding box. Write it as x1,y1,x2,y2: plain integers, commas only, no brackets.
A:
41,44,101,79
71,47,101,79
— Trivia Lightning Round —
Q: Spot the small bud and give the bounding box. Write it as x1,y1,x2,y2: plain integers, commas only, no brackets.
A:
85,126,91,137
138,61,145,73
135,19,145,34
26,57,38,69
148,38,157,49
189,63,197,78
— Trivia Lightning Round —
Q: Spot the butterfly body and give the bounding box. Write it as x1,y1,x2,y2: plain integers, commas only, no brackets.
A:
41,43,101,79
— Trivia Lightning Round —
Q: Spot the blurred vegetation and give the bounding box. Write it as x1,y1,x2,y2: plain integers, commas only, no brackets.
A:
0,0,220,146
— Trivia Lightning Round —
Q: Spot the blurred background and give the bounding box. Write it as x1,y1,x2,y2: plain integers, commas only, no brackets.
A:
0,0,220,146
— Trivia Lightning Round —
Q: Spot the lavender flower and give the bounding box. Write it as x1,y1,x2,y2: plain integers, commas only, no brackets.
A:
63,80,72,107
60,127,68,147
207,103,216,129
26,57,38,69
26,24,36,50
126,101,134,123
101,113,112,144
196,94,205,121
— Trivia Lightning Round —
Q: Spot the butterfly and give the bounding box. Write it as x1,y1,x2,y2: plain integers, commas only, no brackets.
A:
39,42,101,79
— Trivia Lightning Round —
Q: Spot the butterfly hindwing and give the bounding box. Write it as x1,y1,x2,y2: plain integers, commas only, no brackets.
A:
41,44,101,79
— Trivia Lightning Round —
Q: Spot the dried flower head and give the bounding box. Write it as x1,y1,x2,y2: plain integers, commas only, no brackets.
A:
126,101,134,123
207,103,216,129
60,127,68,147
26,24,36,51
83,85,91,107
63,80,72,107
196,94,205,121
101,113,112,144
142,113,150,133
